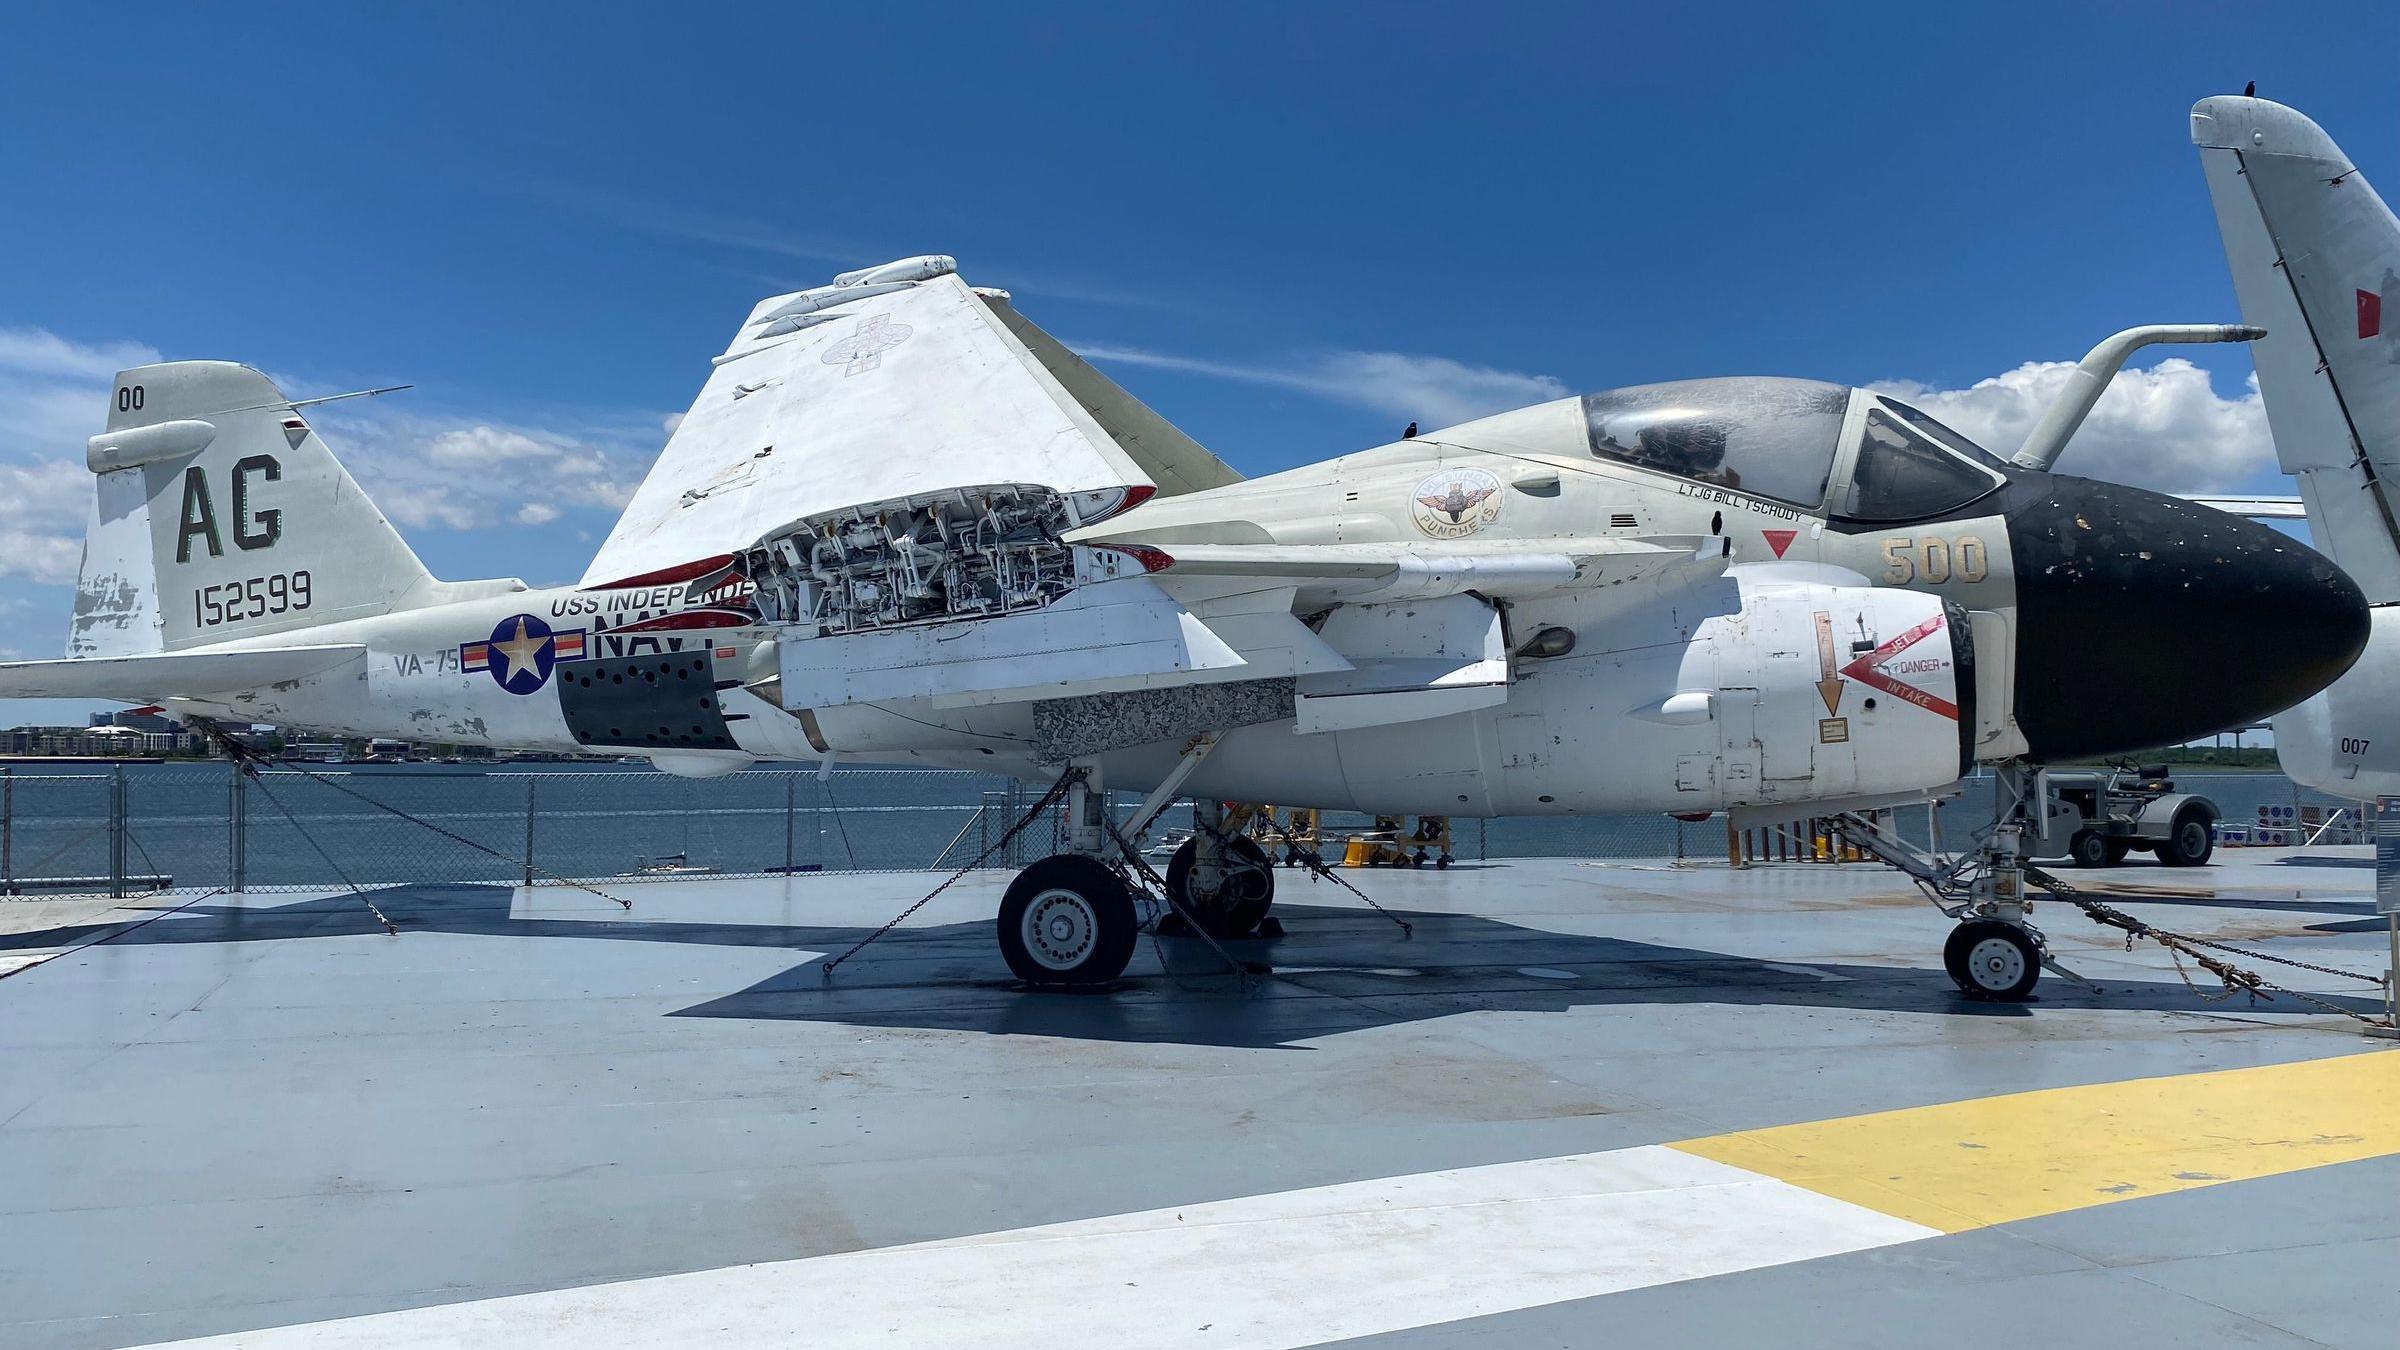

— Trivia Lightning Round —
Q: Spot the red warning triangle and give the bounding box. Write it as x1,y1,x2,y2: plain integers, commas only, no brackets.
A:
1761,529,1798,559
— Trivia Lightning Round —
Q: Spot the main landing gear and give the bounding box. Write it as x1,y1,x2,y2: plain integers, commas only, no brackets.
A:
994,751,1278,988
996,854,1139,985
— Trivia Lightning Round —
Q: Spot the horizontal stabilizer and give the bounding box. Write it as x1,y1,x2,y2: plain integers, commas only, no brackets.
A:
0,644,365,701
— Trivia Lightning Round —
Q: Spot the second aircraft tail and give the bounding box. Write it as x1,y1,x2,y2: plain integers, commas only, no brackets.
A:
2194,94,2400,602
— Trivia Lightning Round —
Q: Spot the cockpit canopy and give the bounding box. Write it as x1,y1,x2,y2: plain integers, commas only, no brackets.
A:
1579,376,2010,524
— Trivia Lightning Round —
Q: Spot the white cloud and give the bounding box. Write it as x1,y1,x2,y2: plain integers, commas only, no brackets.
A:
1870,357,2270,493
0,328,159,383
303,410,652,533
1080,343,1570,428
0,330,153,583
0,460,92,584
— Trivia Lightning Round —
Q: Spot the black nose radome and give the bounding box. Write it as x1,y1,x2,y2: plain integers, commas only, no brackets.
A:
2008,478,2368,762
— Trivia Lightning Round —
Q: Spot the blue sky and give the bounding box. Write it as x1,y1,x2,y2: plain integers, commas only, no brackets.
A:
3,1,2398,723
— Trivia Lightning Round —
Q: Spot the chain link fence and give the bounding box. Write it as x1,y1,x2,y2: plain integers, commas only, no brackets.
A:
0,763,2370,897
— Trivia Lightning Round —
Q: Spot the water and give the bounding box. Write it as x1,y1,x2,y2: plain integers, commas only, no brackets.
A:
0,761,2365,893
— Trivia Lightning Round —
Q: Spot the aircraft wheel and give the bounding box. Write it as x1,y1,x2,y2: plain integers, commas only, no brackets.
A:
1942,919,2042,1001
1164,836,1275,937
2156,809,2217,867
998,856,1138,986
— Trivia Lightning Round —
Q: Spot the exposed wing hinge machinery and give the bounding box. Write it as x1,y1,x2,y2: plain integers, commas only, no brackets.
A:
740,483,1158,637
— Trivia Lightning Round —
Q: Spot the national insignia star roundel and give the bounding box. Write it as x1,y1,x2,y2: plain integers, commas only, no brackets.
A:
460,613,587,695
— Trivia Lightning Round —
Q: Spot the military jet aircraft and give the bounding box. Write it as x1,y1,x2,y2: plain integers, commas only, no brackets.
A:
2189,93,2400,803
0,252,2366,998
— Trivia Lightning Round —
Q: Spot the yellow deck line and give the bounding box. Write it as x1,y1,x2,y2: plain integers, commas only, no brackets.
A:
1672,1050,2400,1232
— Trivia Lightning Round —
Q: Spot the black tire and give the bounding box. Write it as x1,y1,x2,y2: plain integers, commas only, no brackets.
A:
1163,835,1275,937
2101,839,2131,866
997,855,1138,986
1942,919,2042,1001
2155,809,2217,867
2067,830,2110,868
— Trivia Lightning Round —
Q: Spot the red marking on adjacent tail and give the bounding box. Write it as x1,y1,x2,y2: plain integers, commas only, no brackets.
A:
2360,288,2383,339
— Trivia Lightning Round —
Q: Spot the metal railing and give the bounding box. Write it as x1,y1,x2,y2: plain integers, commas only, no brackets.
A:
0,763,2369,897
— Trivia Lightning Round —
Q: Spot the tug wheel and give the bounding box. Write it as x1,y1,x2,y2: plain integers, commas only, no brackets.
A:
2155,809,2216,867
1164,836,1275,937
998,855,1138,986
1942,919,2042,1001
2067,830,2110,868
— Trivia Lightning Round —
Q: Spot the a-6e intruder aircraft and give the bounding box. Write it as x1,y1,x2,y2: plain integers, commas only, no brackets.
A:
2,255,2366,999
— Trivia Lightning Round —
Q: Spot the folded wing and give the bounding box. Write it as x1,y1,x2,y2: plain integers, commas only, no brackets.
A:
585,261,1233,587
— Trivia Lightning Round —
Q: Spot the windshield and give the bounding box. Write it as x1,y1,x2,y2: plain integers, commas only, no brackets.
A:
1581,377,1849,509
1843,406,2003,522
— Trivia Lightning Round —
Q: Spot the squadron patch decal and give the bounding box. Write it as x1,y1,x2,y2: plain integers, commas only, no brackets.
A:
462,614,588,695
822,313,913,375
1409,467,1503,539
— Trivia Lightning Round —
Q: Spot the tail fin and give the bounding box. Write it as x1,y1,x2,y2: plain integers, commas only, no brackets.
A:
70,361,443,655
2194,95,2400,602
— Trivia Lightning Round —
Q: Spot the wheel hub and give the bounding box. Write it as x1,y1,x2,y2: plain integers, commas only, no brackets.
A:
1022,889,1096,970
1967,935,2027,990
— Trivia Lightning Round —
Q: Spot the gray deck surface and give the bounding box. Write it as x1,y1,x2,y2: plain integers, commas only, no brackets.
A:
1,851,2392,1347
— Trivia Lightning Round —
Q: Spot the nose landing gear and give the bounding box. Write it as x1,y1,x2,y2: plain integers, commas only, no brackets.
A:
1943,918,2044,1001
1832,763,2063,1002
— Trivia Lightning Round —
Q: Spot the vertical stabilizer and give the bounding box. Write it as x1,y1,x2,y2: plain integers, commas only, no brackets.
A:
2193,95,2400,601
71,361,442,655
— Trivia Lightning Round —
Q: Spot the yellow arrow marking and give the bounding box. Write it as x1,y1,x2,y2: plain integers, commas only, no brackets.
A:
1813,610,1843,715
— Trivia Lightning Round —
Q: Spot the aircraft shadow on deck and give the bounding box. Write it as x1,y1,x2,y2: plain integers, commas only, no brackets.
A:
69,882,2384,1048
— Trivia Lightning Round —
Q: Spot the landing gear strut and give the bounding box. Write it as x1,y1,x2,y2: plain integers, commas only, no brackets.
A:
994,757,1144,987
1831,761,2061,1002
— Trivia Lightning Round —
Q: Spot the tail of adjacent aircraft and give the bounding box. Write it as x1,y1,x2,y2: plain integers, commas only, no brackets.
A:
2193,95,2400,603
69,361,450,656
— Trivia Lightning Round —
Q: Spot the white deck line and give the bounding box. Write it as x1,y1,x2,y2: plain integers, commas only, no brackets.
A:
132,1145,1937,1348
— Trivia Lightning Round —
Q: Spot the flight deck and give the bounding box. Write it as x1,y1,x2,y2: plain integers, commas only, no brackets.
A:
2,850,2393,1348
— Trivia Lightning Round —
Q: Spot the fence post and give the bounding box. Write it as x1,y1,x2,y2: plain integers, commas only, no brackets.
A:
109,765,127,899
784,774,796,874
522,777,537,887
229,759,247,893
2,767,12,896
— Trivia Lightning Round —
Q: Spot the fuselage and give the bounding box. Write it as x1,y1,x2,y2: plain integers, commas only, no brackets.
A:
152,379,2369,821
